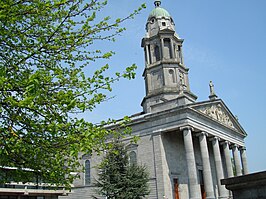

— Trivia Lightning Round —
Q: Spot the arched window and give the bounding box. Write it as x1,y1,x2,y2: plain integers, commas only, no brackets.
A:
170,17,175,25
169,69,176,83
85,160,90,185
150,17,155,24
129,151,137,166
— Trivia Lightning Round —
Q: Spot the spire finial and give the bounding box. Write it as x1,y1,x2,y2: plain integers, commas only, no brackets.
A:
209,80,218,100
154,0,161,8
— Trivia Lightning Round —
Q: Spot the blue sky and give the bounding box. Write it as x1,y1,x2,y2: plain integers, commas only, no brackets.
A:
85,1,266,173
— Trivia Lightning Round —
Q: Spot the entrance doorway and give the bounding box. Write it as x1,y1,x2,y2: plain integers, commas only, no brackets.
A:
199,170,206,199
173,178,180,199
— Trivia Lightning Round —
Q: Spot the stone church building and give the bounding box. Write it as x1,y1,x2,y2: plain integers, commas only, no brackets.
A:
61,1,249,199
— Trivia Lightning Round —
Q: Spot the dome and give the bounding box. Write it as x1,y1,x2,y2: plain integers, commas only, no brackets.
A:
148,1,171,20
148,7,171,19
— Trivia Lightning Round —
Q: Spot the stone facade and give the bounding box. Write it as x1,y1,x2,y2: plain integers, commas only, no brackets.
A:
60,1,248,199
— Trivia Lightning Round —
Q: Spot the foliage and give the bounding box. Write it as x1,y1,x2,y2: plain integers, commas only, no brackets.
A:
0,0,146,187
95,140,150,199
231,158,237,176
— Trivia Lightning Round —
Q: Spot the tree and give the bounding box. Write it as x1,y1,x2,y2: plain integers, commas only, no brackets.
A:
95,139,150,199
0,0,145,187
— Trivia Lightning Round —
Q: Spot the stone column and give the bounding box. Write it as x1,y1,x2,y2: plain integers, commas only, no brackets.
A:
152,133,166,198
145,45,150,65
211,137,228,198
221,141,234,178
179,45,184,64
170,39,175,59
240,146,248,175
198,132,215,199
160,38,164,61
182,126,201,199
232,144,242,176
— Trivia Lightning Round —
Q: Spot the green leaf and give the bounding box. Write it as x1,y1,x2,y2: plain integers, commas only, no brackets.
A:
0,0,146,188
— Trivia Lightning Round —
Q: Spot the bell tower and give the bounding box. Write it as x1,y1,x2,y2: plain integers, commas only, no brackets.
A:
141,0,197,113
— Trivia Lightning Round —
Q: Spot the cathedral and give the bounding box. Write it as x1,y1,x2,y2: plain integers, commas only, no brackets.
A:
62,1,249,199
0,1,249,199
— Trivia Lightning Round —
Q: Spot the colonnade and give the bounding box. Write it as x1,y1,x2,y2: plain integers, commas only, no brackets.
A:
181,126,248,199
144,38,183,65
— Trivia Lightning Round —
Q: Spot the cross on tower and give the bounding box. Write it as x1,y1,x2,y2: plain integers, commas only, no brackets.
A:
154,0,161,7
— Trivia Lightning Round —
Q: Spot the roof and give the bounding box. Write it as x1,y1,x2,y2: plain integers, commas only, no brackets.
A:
148,1,171,20
148,7,171,19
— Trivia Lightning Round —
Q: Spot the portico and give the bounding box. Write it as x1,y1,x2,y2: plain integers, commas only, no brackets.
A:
144,96,248,199
161,116,248,199
179,124,248,199
137,95,247,199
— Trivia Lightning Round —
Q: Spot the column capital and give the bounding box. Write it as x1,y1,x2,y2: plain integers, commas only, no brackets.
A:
196,131,208,137
221,140,231,146
239,146,247,151
230,143,239,149
209,136,220,142
152,129,163,136
180,125,194,132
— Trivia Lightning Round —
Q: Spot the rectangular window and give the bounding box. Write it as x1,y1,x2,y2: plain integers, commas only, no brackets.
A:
163,38,172,59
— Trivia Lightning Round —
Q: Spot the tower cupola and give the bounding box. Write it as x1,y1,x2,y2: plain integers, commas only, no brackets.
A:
141,1,197,113
146,0,175,37
149,0,170,19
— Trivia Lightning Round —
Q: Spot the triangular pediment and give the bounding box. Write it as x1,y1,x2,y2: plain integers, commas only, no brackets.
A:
191,100,247,136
